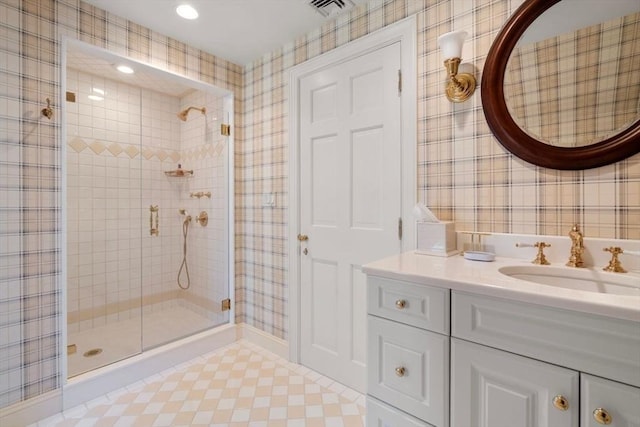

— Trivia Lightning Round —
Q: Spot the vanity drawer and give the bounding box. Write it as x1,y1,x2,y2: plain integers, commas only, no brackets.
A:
452,291,640,387
367,396,435,427
368,315,449,426
368,276,450,334
581,374,640,427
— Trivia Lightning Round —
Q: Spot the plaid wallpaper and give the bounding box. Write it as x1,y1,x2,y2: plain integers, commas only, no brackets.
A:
1,0,639,411
0,0,241,409
239,0,640,342
505,12,640,147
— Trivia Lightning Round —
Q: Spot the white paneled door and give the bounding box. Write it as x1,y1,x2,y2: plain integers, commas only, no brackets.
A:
298,42,403,393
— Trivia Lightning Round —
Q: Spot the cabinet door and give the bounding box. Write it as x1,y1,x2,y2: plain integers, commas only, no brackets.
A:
582,374,640,427
451,338,578,427
367,396,434,427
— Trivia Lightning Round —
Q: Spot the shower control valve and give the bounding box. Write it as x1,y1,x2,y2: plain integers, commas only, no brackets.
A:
196,211,208,227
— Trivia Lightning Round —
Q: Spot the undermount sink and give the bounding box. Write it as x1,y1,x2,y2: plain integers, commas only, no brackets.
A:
498,265,640,296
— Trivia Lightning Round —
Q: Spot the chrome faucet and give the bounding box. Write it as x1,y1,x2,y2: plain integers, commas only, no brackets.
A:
566,224,585,268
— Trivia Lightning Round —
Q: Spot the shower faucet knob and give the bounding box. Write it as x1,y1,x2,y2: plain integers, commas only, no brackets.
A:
196,211,208,227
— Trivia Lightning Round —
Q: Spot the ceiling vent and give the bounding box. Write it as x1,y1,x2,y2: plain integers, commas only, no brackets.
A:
307,0,356,17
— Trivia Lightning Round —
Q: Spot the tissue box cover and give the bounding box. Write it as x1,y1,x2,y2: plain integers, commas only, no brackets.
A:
416,221,458,257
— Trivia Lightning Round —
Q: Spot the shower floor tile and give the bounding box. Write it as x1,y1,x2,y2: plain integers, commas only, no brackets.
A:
34,340,366,427
68,306,215,377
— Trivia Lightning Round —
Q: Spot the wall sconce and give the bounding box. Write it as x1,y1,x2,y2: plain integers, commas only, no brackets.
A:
437,30,476,103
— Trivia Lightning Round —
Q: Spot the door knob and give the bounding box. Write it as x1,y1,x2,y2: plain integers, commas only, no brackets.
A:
297,234,309,241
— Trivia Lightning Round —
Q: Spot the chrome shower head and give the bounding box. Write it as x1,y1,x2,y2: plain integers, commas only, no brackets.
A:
177,106,206,121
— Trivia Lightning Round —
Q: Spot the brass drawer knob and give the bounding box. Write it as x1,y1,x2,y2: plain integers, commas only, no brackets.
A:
395,299,406,309
395,367,406,377
552,395,569,411
297,234,309,241
593,408,612,425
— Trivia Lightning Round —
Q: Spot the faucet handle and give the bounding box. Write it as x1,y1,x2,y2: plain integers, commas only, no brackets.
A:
602,247,627,273
517,242,551,265
515,242,534,248
533,242,551,265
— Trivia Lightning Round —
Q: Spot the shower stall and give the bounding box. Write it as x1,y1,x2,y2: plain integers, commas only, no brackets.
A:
63,41,233,378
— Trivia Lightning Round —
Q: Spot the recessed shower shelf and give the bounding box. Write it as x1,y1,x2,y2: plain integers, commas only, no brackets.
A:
164,169,193,177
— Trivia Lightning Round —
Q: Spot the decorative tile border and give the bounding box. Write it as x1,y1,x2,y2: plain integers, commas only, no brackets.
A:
67,137,226,162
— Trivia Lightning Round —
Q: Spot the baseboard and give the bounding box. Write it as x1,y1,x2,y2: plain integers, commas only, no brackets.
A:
0,389,61,427
236,323,289,359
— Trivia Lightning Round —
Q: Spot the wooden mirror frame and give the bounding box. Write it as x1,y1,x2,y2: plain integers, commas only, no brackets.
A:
482,0,640,170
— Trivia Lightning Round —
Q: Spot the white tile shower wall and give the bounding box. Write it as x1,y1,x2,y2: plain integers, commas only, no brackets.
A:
140,89,183,320
176,91,228,322
66,68,228,335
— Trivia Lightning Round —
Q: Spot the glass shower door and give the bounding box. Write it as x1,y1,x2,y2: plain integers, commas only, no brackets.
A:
66,41,232,377
65,45,143,377
140,84,231,350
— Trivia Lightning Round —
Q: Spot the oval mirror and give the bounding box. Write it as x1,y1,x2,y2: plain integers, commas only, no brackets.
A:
482,0,640,170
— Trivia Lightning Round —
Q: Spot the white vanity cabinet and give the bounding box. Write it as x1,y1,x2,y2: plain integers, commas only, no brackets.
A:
451,291,640,427
450,339,640,427
365,270,640,427
367,276,450,427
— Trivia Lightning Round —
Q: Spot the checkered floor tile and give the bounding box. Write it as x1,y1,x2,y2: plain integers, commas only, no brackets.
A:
32,340,366,427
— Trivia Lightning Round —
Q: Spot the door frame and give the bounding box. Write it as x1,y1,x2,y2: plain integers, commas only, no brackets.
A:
288,16,417,363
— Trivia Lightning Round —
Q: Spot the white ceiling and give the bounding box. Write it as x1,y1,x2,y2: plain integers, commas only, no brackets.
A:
82,0,368,66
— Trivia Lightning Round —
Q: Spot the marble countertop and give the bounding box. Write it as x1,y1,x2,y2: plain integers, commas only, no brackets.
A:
363,251,640,322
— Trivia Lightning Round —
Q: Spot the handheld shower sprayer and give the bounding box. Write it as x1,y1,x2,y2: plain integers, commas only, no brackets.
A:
179,208,192,224
177,209,192,290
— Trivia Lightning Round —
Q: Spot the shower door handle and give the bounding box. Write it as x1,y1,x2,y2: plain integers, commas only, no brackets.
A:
150,205,159,236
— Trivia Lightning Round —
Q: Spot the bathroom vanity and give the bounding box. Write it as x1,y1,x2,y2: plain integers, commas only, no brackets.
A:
364,251,640,427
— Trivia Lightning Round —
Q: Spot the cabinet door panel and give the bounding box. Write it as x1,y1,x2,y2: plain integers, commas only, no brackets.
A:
451,338,578,427
582,374,640,427
367,396,434,427
368,315,449,427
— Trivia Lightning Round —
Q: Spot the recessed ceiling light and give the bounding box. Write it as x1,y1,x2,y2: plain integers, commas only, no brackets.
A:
176,4,198,20
116,64,134,74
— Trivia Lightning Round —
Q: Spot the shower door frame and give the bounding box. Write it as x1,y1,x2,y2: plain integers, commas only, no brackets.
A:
59,37,236,384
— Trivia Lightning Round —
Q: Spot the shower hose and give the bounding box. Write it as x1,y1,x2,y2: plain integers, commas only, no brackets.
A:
177,216,191,290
